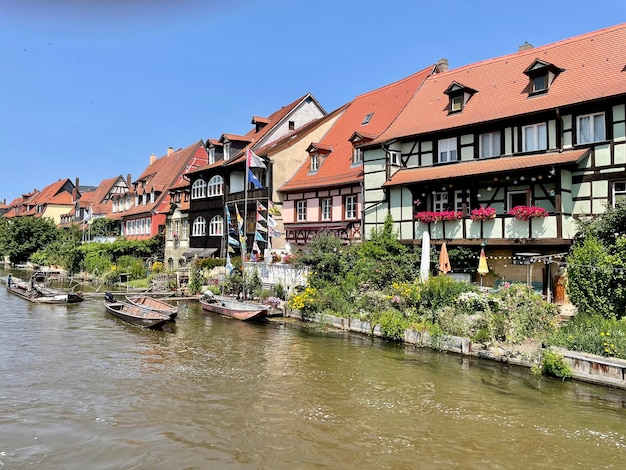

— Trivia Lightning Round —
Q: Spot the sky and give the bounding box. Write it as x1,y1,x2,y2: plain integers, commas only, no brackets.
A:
1,0,625,203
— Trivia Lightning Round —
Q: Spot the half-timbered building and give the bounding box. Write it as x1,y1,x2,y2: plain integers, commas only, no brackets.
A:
362,23,626,294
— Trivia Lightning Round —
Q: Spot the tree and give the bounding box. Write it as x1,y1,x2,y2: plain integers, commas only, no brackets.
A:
0,216,58,263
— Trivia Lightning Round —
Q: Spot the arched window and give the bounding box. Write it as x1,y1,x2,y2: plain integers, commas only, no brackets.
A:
208,175,224,196
209,215,224,236
192,216,206,236
192,179,207,199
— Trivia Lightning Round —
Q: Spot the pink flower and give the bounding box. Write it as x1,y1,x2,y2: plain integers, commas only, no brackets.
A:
470,206,496,221
508,205,549,221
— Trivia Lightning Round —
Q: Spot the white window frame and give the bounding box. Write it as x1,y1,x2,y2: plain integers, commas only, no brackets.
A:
191,179,207,199
390,151,400,166
454,190,470,215
209,147,216,164
209,215,224,236
321,198,332,221
508,190,530,210
146,218,151,235
522,123,547,152
310,154,319,172
450,95,463,112
432,191,448,212
297,200,306,222
438,138,458,163
479,131,501,158
192,216,207,236
532,74,548,93
208,175,224,196
577,112,606,145
613,181,626,207
182,220,188,239
224,142,231,161
150,190,155,203
345,195,357,220
352,148,362,164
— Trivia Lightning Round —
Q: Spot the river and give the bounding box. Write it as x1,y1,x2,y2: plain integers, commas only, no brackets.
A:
1,272,625,469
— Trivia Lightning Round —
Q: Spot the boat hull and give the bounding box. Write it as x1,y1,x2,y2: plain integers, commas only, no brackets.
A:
104,293,170,329
6,282,83,304
125,295,178,320
199,296,269,321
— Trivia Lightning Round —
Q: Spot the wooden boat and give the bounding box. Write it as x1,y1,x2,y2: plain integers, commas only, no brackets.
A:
6,276,84,304
103,292,170,329
199,292,269,321
125,294,178,320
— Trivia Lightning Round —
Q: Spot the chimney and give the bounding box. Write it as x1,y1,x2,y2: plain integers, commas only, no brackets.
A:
127,173,132,188
436,58,449,73
75,177,79,190
519,41,533,52
167,147,174,156
150,153,157,165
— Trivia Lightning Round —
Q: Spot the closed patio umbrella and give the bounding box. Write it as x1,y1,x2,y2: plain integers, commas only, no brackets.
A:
420,231,430,283
477,247,489,286
439,242,451,275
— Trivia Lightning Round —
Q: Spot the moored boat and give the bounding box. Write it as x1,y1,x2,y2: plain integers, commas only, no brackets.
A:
5,275,84,304
199,292,269,321
104,292,170,329
125,294,178,320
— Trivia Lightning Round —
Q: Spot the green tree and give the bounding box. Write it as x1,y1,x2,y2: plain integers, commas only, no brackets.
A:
0,216,58,263
31,225,84,273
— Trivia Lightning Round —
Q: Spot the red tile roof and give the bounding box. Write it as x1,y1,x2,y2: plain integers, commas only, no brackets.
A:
377,23,626,143
280,65,436,192
384,148,590,187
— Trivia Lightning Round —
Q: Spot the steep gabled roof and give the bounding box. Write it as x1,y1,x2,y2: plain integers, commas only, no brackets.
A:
125,140,207,217
377,23,626,143
280,65,436,192
30,179,76,207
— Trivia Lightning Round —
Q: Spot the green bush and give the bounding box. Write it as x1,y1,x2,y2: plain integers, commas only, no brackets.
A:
376,309,409,341
540,349,572,380
547,314,626,359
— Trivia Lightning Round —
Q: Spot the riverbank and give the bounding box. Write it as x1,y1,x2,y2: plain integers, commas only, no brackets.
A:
283,309,626,391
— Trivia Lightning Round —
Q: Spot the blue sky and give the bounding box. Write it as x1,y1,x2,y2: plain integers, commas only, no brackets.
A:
1,0,624,203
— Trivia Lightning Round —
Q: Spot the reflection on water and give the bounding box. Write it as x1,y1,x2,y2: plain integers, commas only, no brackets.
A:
1,270,625,469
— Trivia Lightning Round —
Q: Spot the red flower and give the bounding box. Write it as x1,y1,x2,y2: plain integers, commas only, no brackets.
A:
470,206,496,221
508,205,549,221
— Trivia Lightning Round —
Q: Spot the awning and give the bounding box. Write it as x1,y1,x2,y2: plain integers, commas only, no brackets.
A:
181,248,217,258
384,148,590,187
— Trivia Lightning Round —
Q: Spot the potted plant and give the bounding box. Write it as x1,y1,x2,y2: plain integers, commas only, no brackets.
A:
470,206,497,221
508,205,549,221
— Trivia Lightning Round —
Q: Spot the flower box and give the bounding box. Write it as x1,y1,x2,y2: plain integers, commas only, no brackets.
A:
415,211,463,223
470,206,496,221
508,205,549,221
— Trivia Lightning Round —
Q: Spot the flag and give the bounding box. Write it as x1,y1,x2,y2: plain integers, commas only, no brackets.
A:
235,204,243,231
267,214,278,228
252,240,261,253
255,231,267,242
256,212,266,223
268,200,281,216
228,235,240,246
257,201,267,212
256,223,267,232
247,148,266,169
225,252,234,275
85,206,93,222
269,228,282,238
248,169,263,189
225,205,231,225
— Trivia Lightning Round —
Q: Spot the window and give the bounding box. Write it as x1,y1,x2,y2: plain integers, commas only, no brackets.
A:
140,218,145,235
191,179,207,199
454,190,470,215
390,151,400,166
438,138,458,163
297,200,306,222
522,123,547,152
209,147,215,164
135,195,139,206
352,148,362,164
192,216,207,236
480,131,501,158
146,218,151,234
142,193,147,205
182,220,188,239
577,112,606,144
450,95,463,112
362,113,373,125
209,215,224,236
150,190,154,203
224,142,231,161
345,195,357,219
508,190,530,210
288,120,295,130
168,221,173,239
310,154,319,172
321,198,331,221
532,75,548,93
432,191,448,212
613,182,626,207
208,175,224,196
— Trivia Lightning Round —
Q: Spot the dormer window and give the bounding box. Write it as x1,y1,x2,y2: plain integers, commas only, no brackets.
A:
444,82,476,114
224,142,231,161
289,120,295,130
523,59,563,96
209,147,215,164
311,154,319,172
352,148,362,164
362,113,373,125
390,151,400,166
